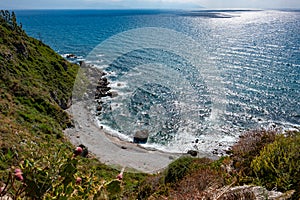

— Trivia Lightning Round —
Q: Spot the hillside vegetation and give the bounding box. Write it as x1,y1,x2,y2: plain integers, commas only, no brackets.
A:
135,129,299,199
0,10,78,148
0,11,299,199
0,11,146,199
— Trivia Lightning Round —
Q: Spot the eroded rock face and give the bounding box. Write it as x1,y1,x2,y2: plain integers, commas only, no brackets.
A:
203,185,294,200
50,91,72,110
133,130,149,144
95,77,111,99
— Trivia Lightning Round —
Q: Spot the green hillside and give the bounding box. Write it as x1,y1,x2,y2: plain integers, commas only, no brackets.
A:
0,11,146,199
0,10,78,146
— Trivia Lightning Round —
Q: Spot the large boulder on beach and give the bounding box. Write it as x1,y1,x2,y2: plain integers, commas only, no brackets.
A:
133,130,149,144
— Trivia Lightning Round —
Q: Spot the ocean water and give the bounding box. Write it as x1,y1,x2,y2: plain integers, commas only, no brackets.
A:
16,9,300,153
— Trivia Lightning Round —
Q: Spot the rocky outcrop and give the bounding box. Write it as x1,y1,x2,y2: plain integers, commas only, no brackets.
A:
95,77,111,99
50,91,72,110
203,185,294,200
66,54,77,59
94,77,118,99
74,62,119,118
72,61,108,102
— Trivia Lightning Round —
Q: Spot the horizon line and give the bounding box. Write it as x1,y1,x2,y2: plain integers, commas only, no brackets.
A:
8,8,300,11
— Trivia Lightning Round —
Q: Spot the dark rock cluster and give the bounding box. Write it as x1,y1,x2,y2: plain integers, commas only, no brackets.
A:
77,61,117,101
95,77,111,99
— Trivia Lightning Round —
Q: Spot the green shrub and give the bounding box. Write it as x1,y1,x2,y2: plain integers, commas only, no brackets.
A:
164,156,195,184
251,131,300,197
0,142,127,199
229,129,277,183
137,174,165,199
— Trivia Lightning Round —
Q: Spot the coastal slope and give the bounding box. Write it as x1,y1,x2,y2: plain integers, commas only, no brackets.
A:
0,11,147,199
0,10,78,167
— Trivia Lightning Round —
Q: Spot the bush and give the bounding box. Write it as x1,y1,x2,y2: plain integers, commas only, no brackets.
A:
229,129,277,183
251,131,300,197
137,174,166,199
0,142,127,199
164,156,195,184
171,168,226,199
168,157,233,199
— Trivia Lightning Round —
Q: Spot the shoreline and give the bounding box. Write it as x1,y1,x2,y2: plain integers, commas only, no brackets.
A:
64,63,220,173
64,100,184,174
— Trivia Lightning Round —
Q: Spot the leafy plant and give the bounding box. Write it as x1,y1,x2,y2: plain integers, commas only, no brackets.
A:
0,142,128,199
229,129,277,184
137,174,166,199
164,156,194,184
251,131,300,198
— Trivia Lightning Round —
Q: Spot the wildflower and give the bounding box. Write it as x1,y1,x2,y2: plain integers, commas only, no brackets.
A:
74,146,83,157
116,167,125,180
75,177,82,185
14,168,23,181
116,173,123,180
0,186,4,193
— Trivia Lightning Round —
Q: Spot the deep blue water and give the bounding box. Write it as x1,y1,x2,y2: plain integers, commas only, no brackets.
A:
15,9,300,153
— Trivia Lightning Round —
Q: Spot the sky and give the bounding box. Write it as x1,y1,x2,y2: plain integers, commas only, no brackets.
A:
1,0,300,10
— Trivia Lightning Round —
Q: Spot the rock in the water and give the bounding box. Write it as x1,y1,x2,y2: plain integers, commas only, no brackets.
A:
79,61,86,67
108,91,118,98
187,150,198,157
212,149,218,155
66,54,77,59
96,105,102,111
133,130,149,144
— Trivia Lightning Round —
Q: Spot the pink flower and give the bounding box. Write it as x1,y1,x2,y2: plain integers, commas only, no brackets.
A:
75,177,82,185
116,173,123,180
116,167,125,180
14,168,23,181
74,146,83,157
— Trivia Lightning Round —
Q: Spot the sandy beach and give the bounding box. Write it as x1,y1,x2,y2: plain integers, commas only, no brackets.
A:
64,101,182,174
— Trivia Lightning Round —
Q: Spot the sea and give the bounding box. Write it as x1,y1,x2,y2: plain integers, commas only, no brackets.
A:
15,9,300,154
